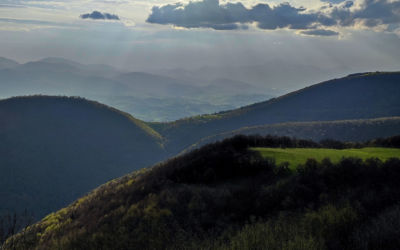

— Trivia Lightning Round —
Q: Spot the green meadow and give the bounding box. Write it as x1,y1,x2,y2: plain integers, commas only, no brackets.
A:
253,147,400,170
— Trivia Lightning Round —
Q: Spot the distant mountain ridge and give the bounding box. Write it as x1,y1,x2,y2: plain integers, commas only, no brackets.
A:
0,57,20,69
0,57,271,98
153,60,354,92
0,68,132,97
39,57,121,72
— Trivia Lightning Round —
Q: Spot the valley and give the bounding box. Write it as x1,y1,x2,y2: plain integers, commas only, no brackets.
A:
0,57,277,122
150,72,400,153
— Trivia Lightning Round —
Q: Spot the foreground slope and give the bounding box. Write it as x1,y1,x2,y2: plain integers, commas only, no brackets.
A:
152,72,400,151
0,96,166,219
11,135,400,250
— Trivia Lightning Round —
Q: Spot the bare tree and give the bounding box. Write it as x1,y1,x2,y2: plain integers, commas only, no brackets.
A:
0,205,34,250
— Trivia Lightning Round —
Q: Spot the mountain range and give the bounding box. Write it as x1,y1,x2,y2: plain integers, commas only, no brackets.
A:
0,57,279,121
0,57,274,98
1,71,400,220
153,59,353,92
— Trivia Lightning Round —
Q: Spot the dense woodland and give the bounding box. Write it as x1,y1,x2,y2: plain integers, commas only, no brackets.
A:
3,135,400,250
0,96,167,220
3,89,400,222
1,72,400,249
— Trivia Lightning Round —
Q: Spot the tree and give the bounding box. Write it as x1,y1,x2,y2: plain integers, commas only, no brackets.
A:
0,205,34,250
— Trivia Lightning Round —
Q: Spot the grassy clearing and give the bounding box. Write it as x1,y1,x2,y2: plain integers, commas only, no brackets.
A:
253,147,400,171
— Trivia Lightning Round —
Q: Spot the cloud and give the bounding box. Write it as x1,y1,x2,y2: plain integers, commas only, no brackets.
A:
396,28,400,38
124,20,135,26
79,11,120,20
0,4,27,8
0,18,79,28
146,0,333,30
300,29,340,36
146,0,400,35
322,0,347,4
0,18,81,31
331,0,400,28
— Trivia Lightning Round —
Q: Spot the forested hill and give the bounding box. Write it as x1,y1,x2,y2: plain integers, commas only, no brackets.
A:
180,117,400,154
0,96,167,220
10,135,400,249
152,72,400,151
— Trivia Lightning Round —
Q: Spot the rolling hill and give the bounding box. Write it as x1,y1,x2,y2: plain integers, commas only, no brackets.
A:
179,117,400,154
1,71,400,223
0,96,167,220
150,72,400,153
8,135,400,250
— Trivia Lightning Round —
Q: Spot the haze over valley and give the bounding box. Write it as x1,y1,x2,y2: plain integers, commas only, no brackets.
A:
0,56,358,122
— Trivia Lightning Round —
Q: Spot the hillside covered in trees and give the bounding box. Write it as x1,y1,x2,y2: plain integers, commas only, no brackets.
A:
150,72,400,152
0,96,167,220
6,135,400,250
2,70,400,222
180,117,400,154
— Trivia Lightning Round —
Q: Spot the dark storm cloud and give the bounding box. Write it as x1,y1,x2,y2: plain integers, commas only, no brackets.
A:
330,0,400,27
146,0,400,33
300,29,340,36
80,11,120,20
146,0,331,30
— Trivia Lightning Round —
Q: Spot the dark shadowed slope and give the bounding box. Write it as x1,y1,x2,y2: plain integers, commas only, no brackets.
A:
150,72,400,152
0,96,166,220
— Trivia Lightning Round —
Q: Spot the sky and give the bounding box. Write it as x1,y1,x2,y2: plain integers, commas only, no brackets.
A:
0,0,400,72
